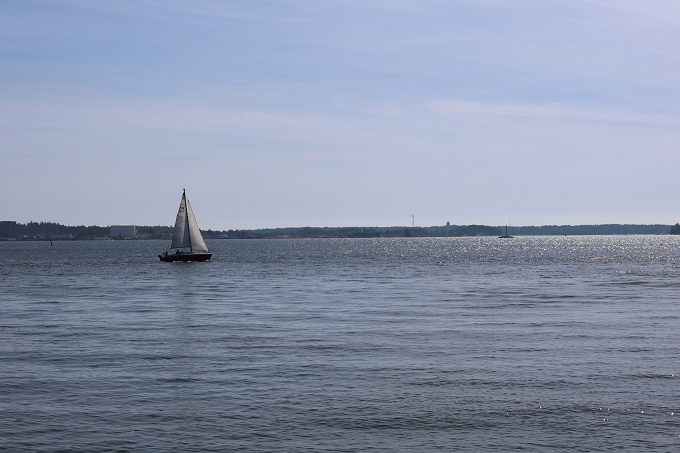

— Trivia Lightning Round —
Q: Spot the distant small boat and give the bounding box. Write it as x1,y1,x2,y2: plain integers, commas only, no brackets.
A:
159,189,212,262
499,224,514,239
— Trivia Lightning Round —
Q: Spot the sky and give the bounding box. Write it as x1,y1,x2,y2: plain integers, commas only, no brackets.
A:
3,0,680,229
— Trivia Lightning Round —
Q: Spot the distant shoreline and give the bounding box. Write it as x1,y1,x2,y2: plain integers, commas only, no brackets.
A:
1,222,677,240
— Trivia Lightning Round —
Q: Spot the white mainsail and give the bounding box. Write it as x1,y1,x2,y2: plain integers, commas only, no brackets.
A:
170,191,208,252
171,193,190,249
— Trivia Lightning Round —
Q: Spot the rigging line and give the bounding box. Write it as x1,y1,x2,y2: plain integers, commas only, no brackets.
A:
163,192,183,227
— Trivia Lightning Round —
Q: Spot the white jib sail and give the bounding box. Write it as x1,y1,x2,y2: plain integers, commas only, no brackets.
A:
171,193,191,249
186,199,208,252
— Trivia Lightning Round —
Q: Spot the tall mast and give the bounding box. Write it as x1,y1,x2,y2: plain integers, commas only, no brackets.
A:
184,189,193,252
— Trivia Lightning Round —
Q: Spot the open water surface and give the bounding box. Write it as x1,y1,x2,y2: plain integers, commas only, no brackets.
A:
3,236,680,452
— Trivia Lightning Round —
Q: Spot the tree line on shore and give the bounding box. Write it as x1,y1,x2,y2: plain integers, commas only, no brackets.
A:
1,221,679,240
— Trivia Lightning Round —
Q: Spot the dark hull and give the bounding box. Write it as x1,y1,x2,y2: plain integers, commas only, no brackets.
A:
159,253,212,262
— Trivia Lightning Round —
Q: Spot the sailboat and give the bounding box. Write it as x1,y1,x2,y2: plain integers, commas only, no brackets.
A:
158,189,212,262
498,224,514,239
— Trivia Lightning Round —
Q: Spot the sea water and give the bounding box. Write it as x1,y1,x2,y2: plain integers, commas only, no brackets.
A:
2,236,680,452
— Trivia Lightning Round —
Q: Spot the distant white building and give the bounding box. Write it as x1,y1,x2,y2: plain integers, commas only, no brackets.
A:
110,225,135,238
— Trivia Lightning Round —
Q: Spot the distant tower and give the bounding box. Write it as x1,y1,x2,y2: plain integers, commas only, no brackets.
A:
110,225,136,238
446,222,450,227
0,221,17,236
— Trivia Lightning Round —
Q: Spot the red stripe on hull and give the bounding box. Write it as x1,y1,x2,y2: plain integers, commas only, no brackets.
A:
159,253,212,262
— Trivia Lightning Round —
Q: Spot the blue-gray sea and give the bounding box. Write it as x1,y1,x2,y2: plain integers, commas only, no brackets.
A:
3,236,680,452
